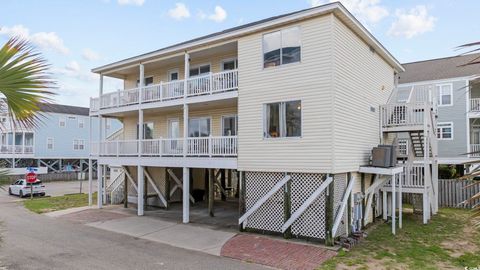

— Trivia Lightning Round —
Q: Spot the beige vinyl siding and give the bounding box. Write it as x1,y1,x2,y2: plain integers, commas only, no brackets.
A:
124,51,237,89
331,15,395,173
120,105,237,140
237,14,335,173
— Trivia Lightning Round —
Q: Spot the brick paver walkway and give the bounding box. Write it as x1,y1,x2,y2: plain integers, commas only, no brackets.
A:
221,234,337,270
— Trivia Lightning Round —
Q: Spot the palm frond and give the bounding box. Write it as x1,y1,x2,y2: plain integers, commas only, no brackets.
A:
0,37,56,128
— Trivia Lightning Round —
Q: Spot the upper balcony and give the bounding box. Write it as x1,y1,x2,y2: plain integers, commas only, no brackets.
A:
90,69,238,114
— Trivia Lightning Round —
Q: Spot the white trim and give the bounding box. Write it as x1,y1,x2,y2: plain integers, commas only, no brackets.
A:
467,80,471,155
221,114,238,136
92,3,403,74
262,26,302,70
73,139,85,151
437,121,454,140
399,77,479,88
435,83,453,107
167,68,180,81
58,117,66,128
188,116,213,137
221,58,238,71
78,118,85,129
263,100,303,139
167,118,180,138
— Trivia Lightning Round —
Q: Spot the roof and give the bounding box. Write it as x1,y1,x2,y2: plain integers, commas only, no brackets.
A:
399,53,480,84
92,2,403,74
37,103,89,116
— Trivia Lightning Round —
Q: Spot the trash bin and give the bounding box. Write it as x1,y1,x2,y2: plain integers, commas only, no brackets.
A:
192,189,205,202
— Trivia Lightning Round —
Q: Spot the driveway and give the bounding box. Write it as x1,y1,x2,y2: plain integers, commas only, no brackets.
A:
2,180,96,197
0,190,267,270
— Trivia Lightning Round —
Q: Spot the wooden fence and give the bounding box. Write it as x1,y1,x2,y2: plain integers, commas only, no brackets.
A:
438,179,480,208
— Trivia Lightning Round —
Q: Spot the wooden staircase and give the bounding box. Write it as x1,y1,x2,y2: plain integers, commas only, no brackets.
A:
409,131,432,158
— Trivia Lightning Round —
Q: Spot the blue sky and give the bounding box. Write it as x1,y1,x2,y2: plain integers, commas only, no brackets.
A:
1,0,479,107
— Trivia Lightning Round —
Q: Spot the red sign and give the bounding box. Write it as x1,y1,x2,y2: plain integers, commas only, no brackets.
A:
26,172,37,183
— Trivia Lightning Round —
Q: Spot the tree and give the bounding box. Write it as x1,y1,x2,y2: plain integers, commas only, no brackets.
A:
0,37,55,128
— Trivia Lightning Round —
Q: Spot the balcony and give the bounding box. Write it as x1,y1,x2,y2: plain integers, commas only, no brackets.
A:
380,103,426,131
0,145,34,155
469,144,480,157
90,69,238,113
91,136,237,158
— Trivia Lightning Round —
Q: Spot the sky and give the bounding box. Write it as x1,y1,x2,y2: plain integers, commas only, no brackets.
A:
1,0,479,107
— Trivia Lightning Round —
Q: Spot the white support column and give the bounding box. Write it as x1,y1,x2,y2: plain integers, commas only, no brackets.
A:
184,52,189,98
182,167,190,223
139,64,144,104
97,163,103,209
138,109,143,157
99,74,104,96
392,175,396,235
137,165,144,216
102,164,107,204
183,104,188,157
398,172,402,229
88,159,93,206
382,190,387,220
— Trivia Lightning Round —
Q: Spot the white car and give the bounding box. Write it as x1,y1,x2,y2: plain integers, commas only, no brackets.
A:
8,179,46,197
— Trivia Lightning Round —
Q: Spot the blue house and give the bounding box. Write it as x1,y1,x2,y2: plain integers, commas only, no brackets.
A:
0,102,122,173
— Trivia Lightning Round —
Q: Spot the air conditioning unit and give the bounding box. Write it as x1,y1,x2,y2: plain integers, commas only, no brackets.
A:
372,144,397,168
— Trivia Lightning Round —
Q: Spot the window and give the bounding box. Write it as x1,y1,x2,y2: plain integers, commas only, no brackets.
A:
136,122,154,140
24,133,34,146
188,117,211,137
68,116,76,120
78,118,85,128
436,84,453,106
136,77,154,87
264,100,302,138
168,69,179,81
396,88,412,103
59,117,66,127
222,59,238,71
263,27,301,68
189,64,210,77
47,138,54,150
222,115,238,136
437,122,453,140
73,139,85,150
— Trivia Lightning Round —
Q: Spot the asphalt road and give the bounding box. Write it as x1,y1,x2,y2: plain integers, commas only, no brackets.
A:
0,183,268,270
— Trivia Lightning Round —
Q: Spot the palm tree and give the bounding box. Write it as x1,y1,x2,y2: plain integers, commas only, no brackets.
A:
0,37,55,128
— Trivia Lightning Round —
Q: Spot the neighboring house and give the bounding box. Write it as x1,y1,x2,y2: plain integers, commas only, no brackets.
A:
88,3,434,243
396,53,480,167
0,102,121,173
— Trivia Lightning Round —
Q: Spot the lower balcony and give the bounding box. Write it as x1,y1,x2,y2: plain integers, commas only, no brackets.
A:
92,136,237,169
469,144,480,157
0,145,34,156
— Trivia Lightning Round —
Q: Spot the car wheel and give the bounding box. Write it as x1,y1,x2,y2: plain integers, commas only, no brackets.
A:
8,188,12,195
19,190,23,198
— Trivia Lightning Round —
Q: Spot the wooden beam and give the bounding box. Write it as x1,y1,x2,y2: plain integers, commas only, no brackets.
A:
209,169,214,217
123,167,138,193
144,167,168,208
332,177,355,237
167,169,195,203
239,175,291,225
282,176,333,233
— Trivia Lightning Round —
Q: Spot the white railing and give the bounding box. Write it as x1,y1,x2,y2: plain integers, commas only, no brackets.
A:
471,98,480,112
380,103,426,128
90,70,238,112
470,144,480,157
385,165,425,188
0,145,34,154
91,136,237,157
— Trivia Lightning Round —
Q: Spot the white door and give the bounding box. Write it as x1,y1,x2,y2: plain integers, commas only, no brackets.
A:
472,127,480,144
167,119,180,154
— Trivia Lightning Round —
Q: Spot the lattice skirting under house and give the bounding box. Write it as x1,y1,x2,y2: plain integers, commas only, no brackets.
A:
243,171,349,241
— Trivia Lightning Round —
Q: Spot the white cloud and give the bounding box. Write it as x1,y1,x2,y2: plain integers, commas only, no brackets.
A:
117,0,145,6
0,25,69,54
65,61,81,72
388,5,436,39
82,48,101,61
168,3,190,20
54,61,96,82
208,6,227,23
308,0,388,25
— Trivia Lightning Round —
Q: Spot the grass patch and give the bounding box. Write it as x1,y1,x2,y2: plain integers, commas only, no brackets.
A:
319,207,480,270
23,193,96,214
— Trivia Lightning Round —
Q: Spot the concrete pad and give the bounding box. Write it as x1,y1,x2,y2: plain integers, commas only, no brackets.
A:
142,223,237,256
44,206,94,217
88,216,177,238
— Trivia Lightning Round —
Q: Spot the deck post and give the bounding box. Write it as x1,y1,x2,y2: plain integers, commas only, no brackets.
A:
97,163,103,209
183,104,189,157
325,174,335,246
399,172,402,229
283,174,292,239
137,165,144,216
221,169,226,201
209,168,214,217
392,175,396,235
183,167,190,223
238,171,245,231
124,168,128,208
383,190,387,220
88,159,92,206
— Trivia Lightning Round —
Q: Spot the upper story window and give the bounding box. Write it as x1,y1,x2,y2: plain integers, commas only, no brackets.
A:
136,77,154,87
189,64,210,77
222,59,238,71
47,138,54,150
396,88,412,103
264,100,302,138
189,117,211,137
436,84,453,106
263,27,301,68
222,115,237,136
437,122,453,140
73,139,85,150
168,69,179,81
59,117,66,127
78,118,85,128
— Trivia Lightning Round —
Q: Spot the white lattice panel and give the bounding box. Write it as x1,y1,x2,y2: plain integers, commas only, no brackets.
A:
291,173,327,239
334,173,348,237
245,172,285,232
